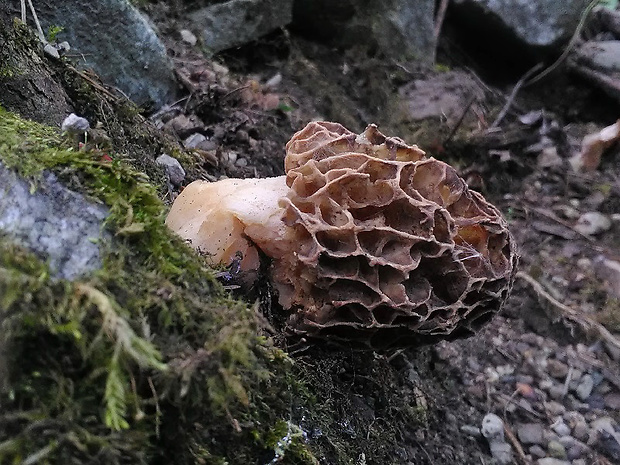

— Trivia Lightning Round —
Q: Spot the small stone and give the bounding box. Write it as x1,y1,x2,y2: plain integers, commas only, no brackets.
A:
551,420,571,437
460,425,481,438
156,154,185,186
226,151,238,165
481,413,505,441
489,441,513,465
180,29,197,46
574,212,612,236
575,374,594,400
235,157,248,167
43,42,60,59
537,459,570,465
517,423,545,445
61,113,90,134
590,416,617,435
567,443,587,460
183,133,207,149
164,114,204,139
572,421,589,441
529,444,546,458
544,401,565,416
603,392,620,410
547,440,567,459
571,460,586,465
235,129,250,144
547,359,569,379
548,383,566,400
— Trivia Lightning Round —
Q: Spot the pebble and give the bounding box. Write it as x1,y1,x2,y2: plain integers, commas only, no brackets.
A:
61,113,90,134
590,416,617,435
575,374,594,400
235,157,248,167
517,423,545,445
482,414,504,440
544,401,565,416
547,440,567,459
574,211,612,236
537,459,570,465
546,359,569,379
156,154,185,186
572,421,589,441
603,392,620,409
183,133,207,149
548,383,566,400
164,114,204,138
180,29,197,46
460,425,481,438
551,420,571,437
529,444,546,458
482,414,513,464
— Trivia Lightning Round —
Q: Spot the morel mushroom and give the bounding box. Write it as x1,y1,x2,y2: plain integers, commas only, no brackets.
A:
166,122,517,349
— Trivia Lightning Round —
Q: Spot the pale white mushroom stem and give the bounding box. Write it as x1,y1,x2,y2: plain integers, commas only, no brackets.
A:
165,176,290,272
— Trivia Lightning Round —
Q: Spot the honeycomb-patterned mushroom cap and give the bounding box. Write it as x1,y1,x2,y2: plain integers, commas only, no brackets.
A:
274,121,517,349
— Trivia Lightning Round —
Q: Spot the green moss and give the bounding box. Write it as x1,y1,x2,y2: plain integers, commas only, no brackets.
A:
0,107,298,464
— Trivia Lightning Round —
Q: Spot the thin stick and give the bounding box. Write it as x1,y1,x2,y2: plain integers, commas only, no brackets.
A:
26,0,45,42
443,95,476,145
434,0,450,42
66,64,120,101
490,63,543,129
525,0,601,86
21,0,26,23
517,271,620,354
503,423,530,465
526,205,595,243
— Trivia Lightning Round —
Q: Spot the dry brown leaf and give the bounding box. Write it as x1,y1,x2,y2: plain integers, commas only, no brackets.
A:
571,119,620,171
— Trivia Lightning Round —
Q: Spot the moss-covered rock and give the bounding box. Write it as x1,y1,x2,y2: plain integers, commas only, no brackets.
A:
0,106,313,464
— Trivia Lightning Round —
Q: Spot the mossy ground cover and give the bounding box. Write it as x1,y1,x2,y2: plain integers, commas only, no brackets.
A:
0,106,317,464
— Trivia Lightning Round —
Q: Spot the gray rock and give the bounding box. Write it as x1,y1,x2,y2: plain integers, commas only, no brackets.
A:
489,440,513,465
183,133,207,149
156,154,185,186
574,212,612,236
544,401,565,416
451,0,591,48
574,41,620,73
575,374,595,400
551,420,571,437
0,162,107,280
529,444,546,458
34,0,177,108
517,422,545,445
180,29,198,46
481,413,505,440
61,113,90,134
292,0,436,64
546,359,569,379
460,424,482,438
190,0,293,53
547,440,567,459
537,459,571,465
572,420,589,441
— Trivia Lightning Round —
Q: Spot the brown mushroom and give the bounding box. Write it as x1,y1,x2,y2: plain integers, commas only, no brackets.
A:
166,122,517,349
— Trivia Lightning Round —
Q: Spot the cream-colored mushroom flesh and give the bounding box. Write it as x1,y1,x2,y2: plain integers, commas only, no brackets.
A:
165,176,289,271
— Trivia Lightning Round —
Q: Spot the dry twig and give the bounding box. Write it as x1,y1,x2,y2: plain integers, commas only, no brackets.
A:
434,0,450,43
503,422,531,465
516,271,620,355
490,63,543,129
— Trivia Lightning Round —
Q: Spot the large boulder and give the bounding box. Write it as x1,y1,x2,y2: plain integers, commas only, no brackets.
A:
292,0,436,64
188,0,294,53
29,0,177,109
451,0,591,49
